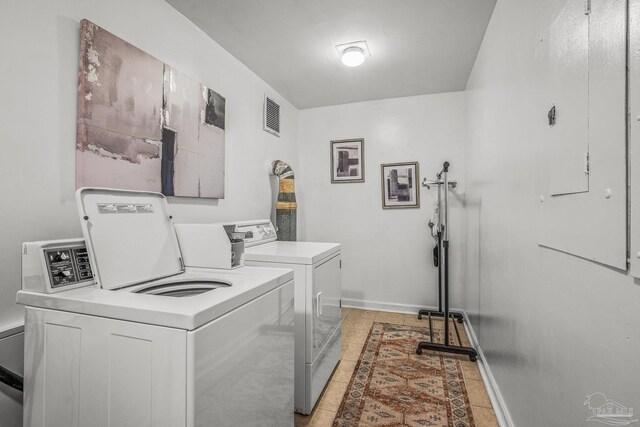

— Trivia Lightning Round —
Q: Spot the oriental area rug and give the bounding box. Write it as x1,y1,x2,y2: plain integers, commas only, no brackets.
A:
333,322,476,427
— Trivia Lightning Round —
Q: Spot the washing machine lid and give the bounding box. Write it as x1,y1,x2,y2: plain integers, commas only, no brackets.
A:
76,188,184,290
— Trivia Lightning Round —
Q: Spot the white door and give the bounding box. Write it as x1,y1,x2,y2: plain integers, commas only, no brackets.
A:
312,254,341,360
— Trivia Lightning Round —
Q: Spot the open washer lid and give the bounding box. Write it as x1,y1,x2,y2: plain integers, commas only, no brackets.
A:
76,188,184,290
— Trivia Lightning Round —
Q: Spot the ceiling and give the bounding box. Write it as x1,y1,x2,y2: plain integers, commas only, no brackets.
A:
166,0,497,109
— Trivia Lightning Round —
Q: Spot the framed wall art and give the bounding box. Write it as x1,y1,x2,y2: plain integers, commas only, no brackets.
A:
331,138,364,183
381,162,420,209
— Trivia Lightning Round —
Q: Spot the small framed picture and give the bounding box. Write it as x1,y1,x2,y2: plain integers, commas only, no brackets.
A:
381,162,420,209
331,138,365,183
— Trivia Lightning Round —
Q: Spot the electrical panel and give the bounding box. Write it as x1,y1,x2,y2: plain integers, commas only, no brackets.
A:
630,0,640,278
537,0,627,269
547,0,590,196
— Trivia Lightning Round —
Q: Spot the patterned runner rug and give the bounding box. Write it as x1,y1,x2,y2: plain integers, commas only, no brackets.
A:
333,322,476,427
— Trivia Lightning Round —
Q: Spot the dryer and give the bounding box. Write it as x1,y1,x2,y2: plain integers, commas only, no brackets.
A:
17,189,295,427
177,220,342,414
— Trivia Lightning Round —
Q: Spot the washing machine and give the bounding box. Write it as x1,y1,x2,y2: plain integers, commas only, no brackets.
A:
177,220,342,414
16,189,295,427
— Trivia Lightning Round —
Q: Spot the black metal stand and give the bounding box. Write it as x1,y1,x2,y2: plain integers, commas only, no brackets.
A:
416,162,478,362
418,231,464,323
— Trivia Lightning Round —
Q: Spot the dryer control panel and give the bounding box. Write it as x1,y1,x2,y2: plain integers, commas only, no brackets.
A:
235,220,277,247
22,239,95,294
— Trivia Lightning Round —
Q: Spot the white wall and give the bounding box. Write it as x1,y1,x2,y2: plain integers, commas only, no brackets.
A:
298,92,467,311
0,1,298,424
464,0,640,425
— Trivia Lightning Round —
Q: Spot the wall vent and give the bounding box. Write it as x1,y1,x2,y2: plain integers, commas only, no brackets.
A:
263,95,280,137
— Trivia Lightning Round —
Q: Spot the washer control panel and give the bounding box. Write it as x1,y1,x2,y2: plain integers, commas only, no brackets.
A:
45,247,93,288
22,239,95,294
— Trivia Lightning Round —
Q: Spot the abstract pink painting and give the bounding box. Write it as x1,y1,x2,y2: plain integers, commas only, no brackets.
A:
76,19,225,198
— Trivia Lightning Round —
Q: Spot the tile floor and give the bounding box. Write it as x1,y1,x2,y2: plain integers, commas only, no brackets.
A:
294,308,499,427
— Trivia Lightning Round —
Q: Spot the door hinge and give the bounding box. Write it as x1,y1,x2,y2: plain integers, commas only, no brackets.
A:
340,260,342,269
584,152,590,175
585,0,591,15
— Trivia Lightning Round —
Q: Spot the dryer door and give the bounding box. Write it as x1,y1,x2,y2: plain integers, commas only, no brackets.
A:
312,253,341,359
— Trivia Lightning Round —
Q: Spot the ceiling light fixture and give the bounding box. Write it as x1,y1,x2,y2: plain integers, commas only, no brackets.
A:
341,47,365,67
335,41,370,68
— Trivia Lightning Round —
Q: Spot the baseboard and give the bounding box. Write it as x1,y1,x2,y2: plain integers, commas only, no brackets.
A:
341,298,514,427
0,324,23,341
341,298,466,315
462,312,515,427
